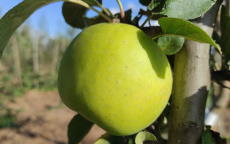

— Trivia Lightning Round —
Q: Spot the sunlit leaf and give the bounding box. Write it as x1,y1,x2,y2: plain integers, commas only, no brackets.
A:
83,0,102,5
161,0,216,19
135,131,157,144
94,138,111,144
155,17,221,53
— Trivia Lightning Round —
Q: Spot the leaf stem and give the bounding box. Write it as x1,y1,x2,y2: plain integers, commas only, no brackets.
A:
116,0,125,18
66,0,113,22
90,7,113,22
95,1,113,17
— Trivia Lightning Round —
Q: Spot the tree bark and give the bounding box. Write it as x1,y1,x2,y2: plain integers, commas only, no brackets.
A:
168,24,212,144
167,1,222,143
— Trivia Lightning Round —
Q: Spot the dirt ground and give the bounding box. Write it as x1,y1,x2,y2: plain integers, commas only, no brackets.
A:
0,89,229,144
0,90,105,144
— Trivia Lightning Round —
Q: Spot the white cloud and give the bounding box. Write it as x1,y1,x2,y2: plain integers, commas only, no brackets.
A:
110,7,120,14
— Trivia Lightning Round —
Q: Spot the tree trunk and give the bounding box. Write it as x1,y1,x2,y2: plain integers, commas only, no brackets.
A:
11,36,22,83
168,24,212,144
167,1,222,143
51,39,61,73
32,37,40,74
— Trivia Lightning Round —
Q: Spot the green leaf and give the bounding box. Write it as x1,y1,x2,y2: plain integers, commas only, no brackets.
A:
135,131,157,144
68,114,93,144
148,0,161,11
161,0,216,19
83,0,102,5
62,2,88,28
139,0,152,6
95,138,111,144
156,17,221,53
157,35,184,55
94,134,128,144
0,0,59,57
62,1,107,28
0,0,105,57
202,126,216,144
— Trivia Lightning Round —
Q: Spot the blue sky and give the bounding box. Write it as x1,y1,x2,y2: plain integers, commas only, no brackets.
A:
0,0,144,37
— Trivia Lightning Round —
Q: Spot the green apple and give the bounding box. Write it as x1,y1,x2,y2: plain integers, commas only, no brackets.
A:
58,23,172,136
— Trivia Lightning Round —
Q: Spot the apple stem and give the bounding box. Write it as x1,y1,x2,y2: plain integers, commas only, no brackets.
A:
66,0,113,22
116,0,125,19
112,18,120,23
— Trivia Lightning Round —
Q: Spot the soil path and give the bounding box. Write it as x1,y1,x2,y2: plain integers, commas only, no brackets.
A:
0,90,105,144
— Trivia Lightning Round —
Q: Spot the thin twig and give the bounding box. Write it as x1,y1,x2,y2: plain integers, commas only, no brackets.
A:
90,7,113,22
66,0,113,22
116,0,125,19
95,1,113,17
140,15,153,27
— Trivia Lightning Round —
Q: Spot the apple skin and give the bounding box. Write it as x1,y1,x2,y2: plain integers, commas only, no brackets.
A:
58,23,172,136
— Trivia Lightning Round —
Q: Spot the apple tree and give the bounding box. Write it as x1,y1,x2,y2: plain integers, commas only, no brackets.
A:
0,0,229,144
